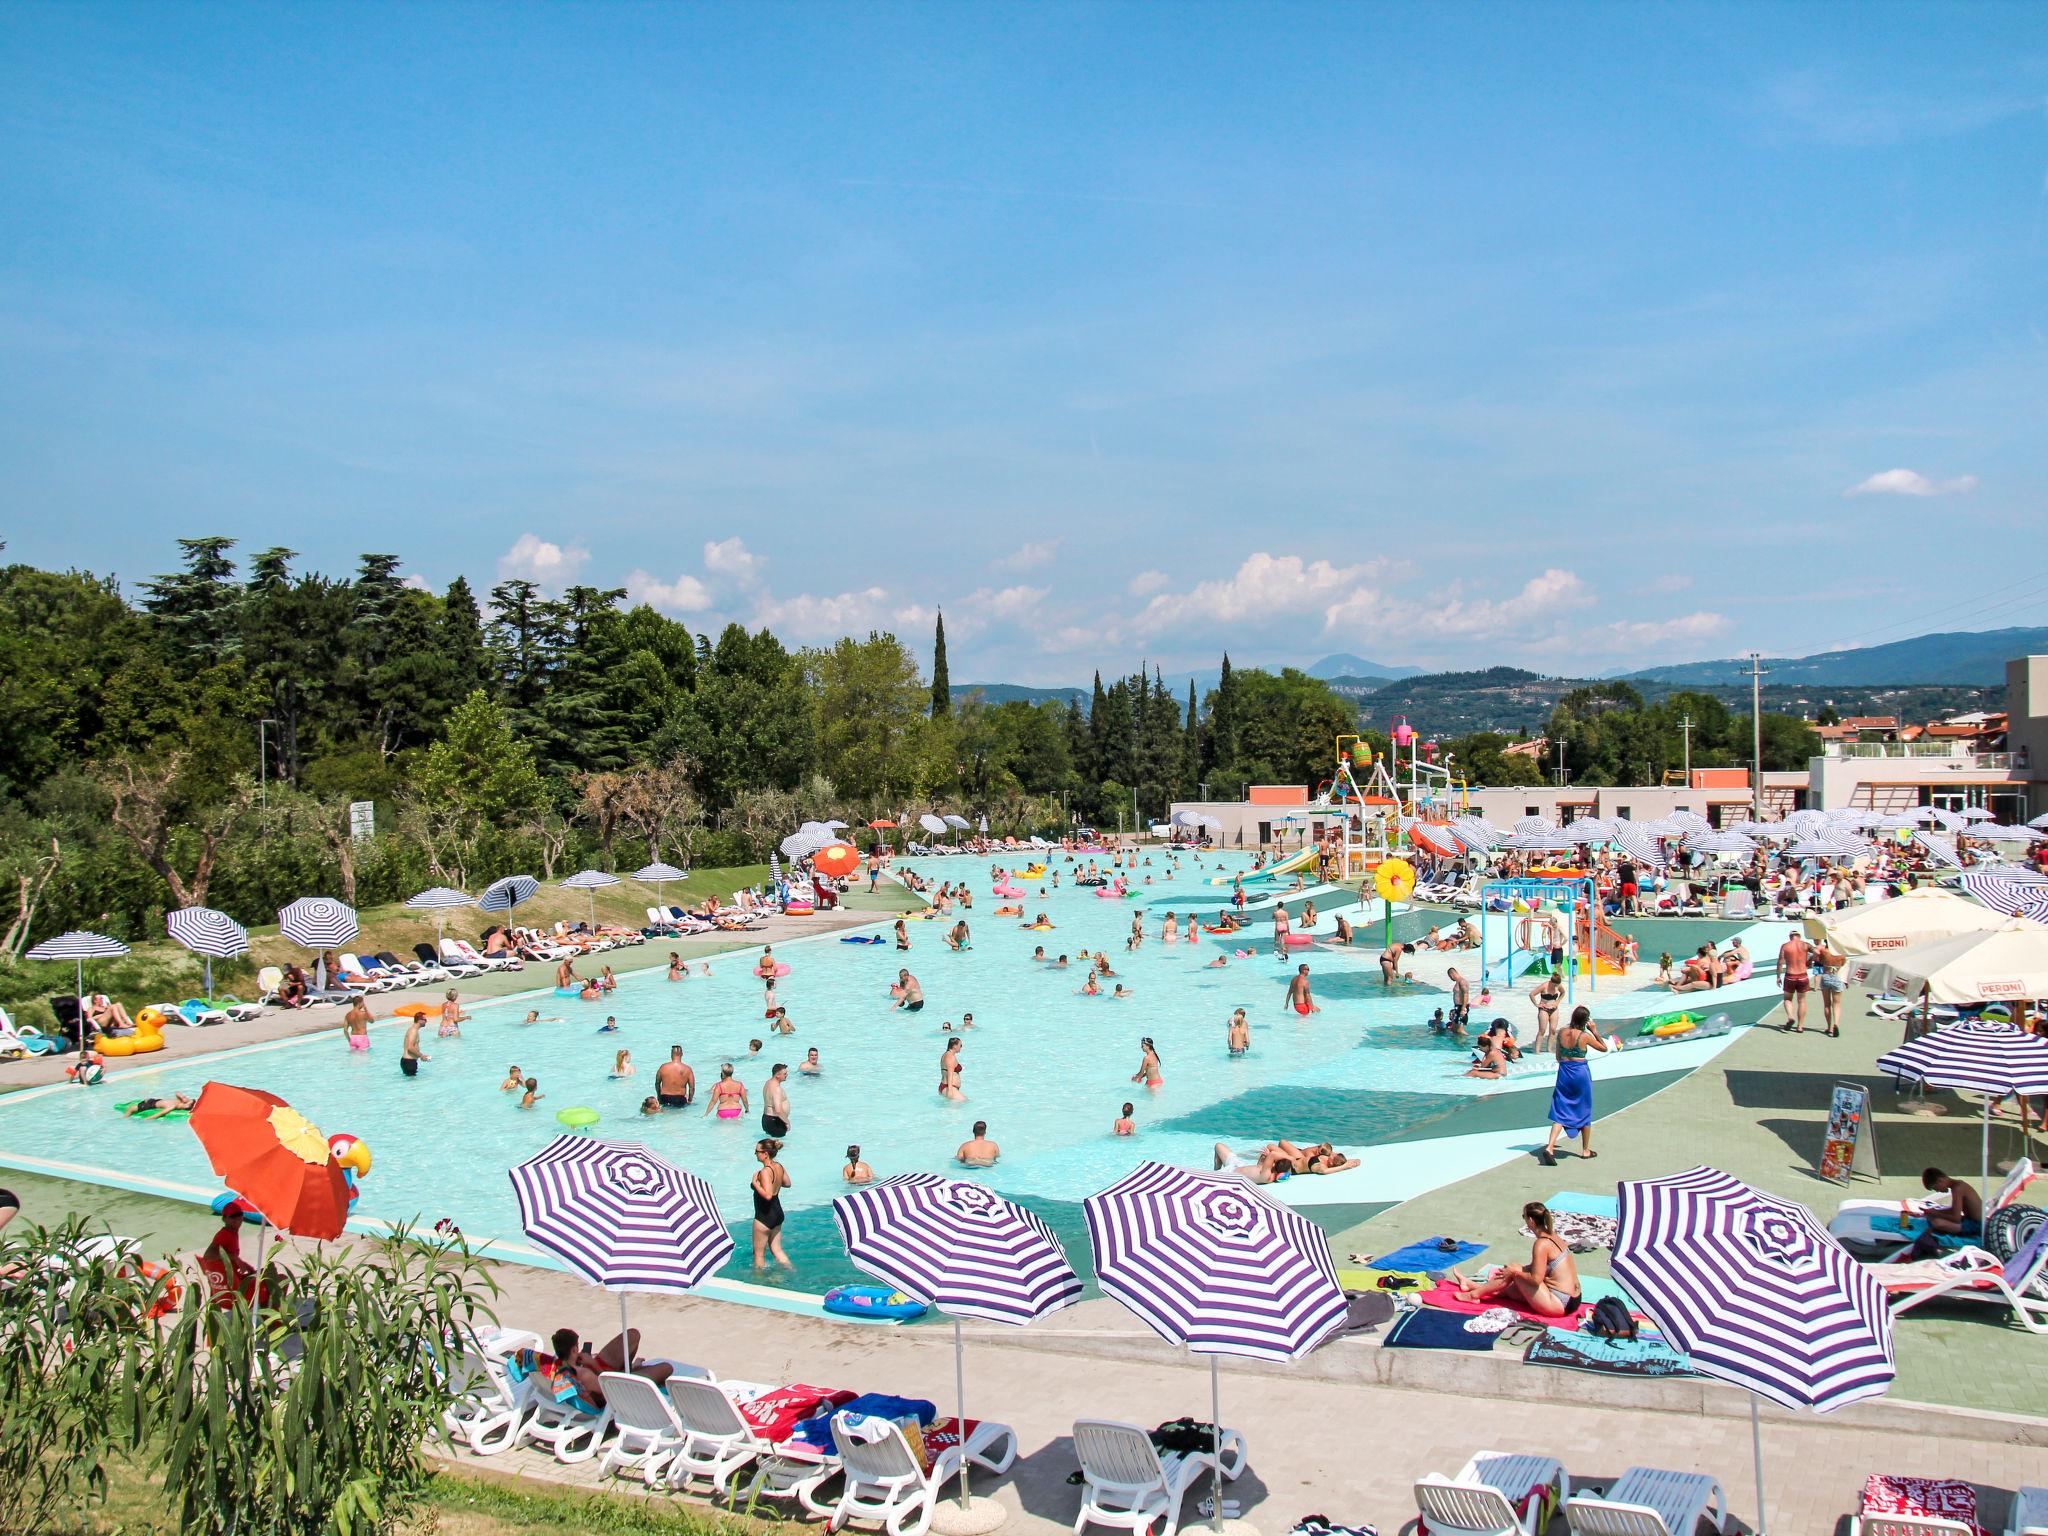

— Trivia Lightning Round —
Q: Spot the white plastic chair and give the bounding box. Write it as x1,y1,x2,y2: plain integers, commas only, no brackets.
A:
1415,1450,1571,1535
596,1370,702,1485
1565,1468,1726,1536
1854,1514,1978,1536
1072,1418,1246,1536
440,1338,538,1455
825,1411,1019,1536
1885,1220,2048,1333
1830,1158,2033,1250
2007,1487,2048,1536
664,1376,842,1507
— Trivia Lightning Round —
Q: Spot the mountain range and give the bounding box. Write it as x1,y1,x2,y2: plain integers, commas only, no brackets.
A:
959,652,1420,709
1617,626,2048,689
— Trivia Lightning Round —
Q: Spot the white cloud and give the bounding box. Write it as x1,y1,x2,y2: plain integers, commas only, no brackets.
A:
1132,553,1397,637
496,533,589,588
753,586,895,639
627,569,713,614
1845,468,1978,498
1587,611,1731,651
993,540,1060,574
401,573,432,592
1127,570,1171,596
704,536,763,584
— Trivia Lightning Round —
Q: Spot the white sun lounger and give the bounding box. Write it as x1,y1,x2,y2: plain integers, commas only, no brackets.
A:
2006,1487,2048,1536
1416,1450,1571,1535
1565,1467,1726,1536
1830,1158,2033,1250
1072,1418,1247,1536
1880,1220,2048,1333
664,1376,844,1506
593,1367,715,1485
1853,1510,1978,1535
825,1410,1018,1536
439,1330,541,1454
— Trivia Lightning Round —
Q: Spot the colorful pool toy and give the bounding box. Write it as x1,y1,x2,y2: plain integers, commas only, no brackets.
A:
556,1106,600,1130
823,1284,928,1321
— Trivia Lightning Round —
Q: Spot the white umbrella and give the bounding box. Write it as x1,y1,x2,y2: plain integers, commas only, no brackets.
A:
25,930,130,1064
942,814,972,831
1959,806,1996,822
1809,886,2011,955
633,861,689,910
918,813,948,837
1853,917,2048,1008
558,868,623,926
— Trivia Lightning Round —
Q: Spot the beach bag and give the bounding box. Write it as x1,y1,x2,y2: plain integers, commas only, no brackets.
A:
1149,1417,1221,1455
1586,1296,1636,1341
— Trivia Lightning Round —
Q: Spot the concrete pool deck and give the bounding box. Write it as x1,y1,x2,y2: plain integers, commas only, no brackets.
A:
7,891,2047,1533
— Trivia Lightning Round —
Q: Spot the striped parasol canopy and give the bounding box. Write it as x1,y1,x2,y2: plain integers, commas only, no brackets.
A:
1562,818,1614,844
1085,1162,1344,1534
166,906,250,1000
404,886,473,911
943,814,972,830
509,1135,733,1295
1783,837,1862,860
1614,1166,1893,1413
834,1174,1081,1325
1512,815,1557,836
166,906,250,959
1502,831,1574,853
277,896,358,949
1911,830,1962,868
1084,1161,1344,1361
26,930,131,1062
917,813,948,836
1684,830,1755,856
1960,869,2048,920
1958,806,1996,822
559,868,622,926
633,861,688,883
1665,810,1713,834
1876,1017,2048,1100
1609,820,1670,869
477,874,539,914
1783,809,1831,838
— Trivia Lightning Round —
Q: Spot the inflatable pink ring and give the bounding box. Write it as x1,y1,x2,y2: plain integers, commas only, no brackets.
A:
1284,934,1314,947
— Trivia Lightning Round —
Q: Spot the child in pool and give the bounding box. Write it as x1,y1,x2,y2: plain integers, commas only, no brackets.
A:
799,1047,822,1075
611,1049,634,1079
667,952,685,980
597,1015,620,1033
1111,984,1132,999
768,1008,795,1036
640,1096,662,1116
577,980,604,1002
1080,972,1100,996
1227,1009,1250,1057
501,1064,523,1091
519,1077,542,1108
1114,1102,1136,1137
599,966,617,991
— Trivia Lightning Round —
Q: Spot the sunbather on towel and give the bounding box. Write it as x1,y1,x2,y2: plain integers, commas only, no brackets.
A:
548,1328,672,1406
1447,1201,1582,1317
1905,1168,1982,1257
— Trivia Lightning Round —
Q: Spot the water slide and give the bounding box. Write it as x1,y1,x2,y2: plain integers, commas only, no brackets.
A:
1209,843,1320,886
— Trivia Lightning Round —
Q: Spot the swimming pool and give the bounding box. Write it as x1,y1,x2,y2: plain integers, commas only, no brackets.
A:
0,853,1766,1307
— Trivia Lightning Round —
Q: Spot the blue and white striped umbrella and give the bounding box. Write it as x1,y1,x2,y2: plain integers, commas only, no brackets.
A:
633,861,688,884
768,851,784,892
1502,831,1574,852
1783,809,1831,839
1085,1162,1345,1534
26,931,131,1058
1960,869,2048,919
1783,837,1862,860
510,1135,733,1342
1084,1162,1344,1362
1512,815,1557,836
166,906,249,959
1563,818,1614,844
559,868,622,926
1911,831,1961,868
1684,831,1755,857
404,886,473,911
1877,1019,2048,1209
477,874,539,914
1666,810,1713,834
277,896,358,950
1610,821,1670,869
1614,1167,1892,1532
166,906,249,999
835,1175,1081,1325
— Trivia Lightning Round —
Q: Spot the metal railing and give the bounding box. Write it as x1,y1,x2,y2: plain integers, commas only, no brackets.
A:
1824,741,1998,761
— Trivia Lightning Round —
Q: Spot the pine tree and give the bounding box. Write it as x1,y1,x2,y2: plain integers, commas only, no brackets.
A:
141,537,242,660
930,611,951,717
1183,679,1202,798
440,576,487,688
1209,652,1240,775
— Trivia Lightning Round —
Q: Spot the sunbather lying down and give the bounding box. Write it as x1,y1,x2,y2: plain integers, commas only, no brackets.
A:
1213,1140,1361,1183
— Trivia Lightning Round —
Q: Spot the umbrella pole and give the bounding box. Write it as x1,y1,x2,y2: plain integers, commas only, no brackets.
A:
619,1292,630,1358
1749,1397,1768,1535
1210,1355,1225,1533
954,1317,971,1505
75,958,87,1067
1982,1094,1994,1214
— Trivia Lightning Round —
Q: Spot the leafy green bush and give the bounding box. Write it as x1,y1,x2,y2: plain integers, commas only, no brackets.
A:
151,1225,499,1536
0,1215,168,1533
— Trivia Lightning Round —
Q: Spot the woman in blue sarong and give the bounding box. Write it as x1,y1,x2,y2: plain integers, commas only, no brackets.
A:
1541,1004,1617,1165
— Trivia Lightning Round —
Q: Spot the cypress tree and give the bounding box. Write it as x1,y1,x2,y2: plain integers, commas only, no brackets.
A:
1209,652,1239,775
441,575,487,686
930,611,950,717
1183,679,1202,797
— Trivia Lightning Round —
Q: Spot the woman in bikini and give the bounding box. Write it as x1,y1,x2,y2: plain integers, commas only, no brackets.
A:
1132,1037,1163,1090
750,1139,792,1269
1448,1202,1581,1318
704,1064,749,1120
1531,973,1563,1052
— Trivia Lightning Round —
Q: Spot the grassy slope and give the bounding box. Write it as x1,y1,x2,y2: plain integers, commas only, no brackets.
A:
2,865,776,1031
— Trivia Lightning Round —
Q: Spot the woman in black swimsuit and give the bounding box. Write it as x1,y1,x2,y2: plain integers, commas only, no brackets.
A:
750,1138,792,1270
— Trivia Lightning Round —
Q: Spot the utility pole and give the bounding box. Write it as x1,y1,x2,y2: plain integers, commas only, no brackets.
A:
1678,713,1694,784
1554,737,1567,787
1747,654,1768,820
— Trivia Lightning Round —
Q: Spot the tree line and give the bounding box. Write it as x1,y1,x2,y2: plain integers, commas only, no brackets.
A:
0,539,1361,948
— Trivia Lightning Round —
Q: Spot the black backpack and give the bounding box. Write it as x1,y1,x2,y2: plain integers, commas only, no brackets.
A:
1586,1296,1636,1341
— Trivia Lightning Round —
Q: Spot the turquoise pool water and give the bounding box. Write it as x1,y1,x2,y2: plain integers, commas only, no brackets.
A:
0,852,1715,1301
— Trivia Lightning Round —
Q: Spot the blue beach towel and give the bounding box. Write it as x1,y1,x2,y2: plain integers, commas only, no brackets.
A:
789,1392,937,1454
1382,1307,1500,1352
1372,1237,1488,1273
1546,1191,1619,1219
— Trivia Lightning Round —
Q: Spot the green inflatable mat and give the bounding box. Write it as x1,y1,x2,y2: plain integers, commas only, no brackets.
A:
117,1099,191,1122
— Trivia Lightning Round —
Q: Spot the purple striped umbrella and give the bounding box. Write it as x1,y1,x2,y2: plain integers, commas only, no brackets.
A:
1615,1166,1894,1534
835,1176,1079,1515
1877,1018,2048,1208
1085,1162,1345,1533
509,1135,733,1342
1961,869,2048,920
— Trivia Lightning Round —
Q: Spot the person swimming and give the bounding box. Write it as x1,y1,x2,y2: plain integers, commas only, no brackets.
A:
1132,1037,1163,1089
799,1046,822,1075
843,1144,873,1184
892,969,925,1012
611,1049,634,1079
1080,971,1101,996
667,952,685,980
1114,1102,1136,1137
519,1077,542,1108
597,1014,620,1033
641,1096,662,1116
501,1064,523,1090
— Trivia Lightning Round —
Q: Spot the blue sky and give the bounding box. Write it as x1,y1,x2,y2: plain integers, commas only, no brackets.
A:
2,2,2044,683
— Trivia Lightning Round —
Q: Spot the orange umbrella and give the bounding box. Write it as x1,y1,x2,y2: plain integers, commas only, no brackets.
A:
188,1082,352,1239
813,843,861,879
867,820,897,829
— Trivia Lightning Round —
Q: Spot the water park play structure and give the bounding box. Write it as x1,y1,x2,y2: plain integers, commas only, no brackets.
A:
1475,875,1634,1003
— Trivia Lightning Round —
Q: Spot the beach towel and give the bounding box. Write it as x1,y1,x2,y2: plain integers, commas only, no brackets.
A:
738,1383,857,1441
1382,1306,1500,1352
1523,1327,1698,1380
790,1391,937,1455
1336,1266,1430,1294
1416,1280,1593,1330
1366,1237,1488,1273
1532,1211,1619,1252
1545,1191,1620,1218
1861,1476,1979,1536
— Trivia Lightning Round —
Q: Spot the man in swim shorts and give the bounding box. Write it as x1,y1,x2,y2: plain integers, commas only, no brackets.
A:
655,1046,695,1108
1778,931,1812,1032
956,1120,999,1166
400,1014,429,1078
1285,964,1319,1016
1445,968,1472,1036
761,1062,791,1138
895,969,924,1012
